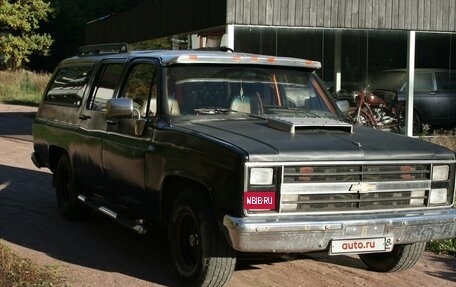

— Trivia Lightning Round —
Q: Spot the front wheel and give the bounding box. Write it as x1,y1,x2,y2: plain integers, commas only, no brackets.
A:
347,108,375,127
359,242,426,272
168,190,236,287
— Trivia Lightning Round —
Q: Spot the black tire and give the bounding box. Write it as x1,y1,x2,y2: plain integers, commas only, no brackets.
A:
359,242,426,272
347,108,374,127
401,111,423,136
168,190,236,287
55,154,89,220
398,109,422,135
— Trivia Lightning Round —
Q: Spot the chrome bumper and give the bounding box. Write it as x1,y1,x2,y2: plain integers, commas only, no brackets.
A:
223,209,456,253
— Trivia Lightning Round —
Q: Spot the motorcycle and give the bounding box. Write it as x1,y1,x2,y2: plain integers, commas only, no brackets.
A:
346,87,403,133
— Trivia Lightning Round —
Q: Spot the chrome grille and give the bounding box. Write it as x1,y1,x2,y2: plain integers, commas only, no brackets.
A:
283,164,430,183
280,164,431,213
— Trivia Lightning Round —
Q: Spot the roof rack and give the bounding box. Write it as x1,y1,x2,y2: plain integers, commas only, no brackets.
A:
78,43,129,56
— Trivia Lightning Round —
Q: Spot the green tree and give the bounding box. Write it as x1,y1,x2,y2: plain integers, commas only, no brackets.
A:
0,0,53,69
131,37,172,51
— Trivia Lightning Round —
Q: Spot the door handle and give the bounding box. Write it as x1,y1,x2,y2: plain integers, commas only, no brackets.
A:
79,114,92,120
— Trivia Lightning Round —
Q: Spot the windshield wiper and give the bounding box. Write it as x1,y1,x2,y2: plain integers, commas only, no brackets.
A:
194,108,231,114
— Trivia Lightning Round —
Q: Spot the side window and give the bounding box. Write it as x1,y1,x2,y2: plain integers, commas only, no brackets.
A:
414,72,434,91
120,63,156,117
44,65,93,106
88,63,124,111
435,71,456,90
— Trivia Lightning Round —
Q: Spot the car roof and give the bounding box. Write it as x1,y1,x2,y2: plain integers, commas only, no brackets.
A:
60,49,321,70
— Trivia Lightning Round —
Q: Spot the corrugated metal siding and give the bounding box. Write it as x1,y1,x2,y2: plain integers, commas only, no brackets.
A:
226,0,456,32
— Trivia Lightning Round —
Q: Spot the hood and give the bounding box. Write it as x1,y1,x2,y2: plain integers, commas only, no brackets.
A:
173,117,454,162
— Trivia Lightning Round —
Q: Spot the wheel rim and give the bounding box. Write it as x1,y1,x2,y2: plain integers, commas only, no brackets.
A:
176,209,202,274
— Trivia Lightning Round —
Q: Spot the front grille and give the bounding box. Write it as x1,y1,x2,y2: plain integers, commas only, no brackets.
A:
283,164,430,183
280,164,432,213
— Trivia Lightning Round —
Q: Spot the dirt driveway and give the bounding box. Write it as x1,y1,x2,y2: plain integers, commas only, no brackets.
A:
0,103,455,287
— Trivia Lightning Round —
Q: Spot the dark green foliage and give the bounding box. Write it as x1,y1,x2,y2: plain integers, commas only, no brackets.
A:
131,37,173,51
29,0,143,72
0,0,53,69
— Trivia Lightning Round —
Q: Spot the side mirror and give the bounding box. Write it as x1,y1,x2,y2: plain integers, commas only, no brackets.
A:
106,98,134,119
336,100,350,116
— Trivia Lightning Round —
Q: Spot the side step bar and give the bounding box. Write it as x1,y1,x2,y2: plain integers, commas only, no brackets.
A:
77,195,147,235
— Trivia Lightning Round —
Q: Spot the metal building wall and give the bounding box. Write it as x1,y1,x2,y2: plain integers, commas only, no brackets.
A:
87,0,456,44
226,0,456,32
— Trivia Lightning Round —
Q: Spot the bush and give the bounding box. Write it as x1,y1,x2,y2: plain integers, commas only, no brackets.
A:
426,239,456,255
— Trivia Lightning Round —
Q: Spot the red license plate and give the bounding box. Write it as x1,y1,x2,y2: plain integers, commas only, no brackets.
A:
243,191,276,210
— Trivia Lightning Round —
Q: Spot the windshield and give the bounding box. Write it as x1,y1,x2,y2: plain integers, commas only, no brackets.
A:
164,65,338,119
369,71,406,91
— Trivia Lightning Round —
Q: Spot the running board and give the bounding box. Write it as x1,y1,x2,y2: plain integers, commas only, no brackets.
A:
77,195,147,235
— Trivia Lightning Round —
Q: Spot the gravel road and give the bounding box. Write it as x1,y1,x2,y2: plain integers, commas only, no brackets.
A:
0,103,454,287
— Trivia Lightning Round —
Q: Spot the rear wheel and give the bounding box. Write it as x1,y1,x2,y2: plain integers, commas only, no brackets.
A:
398,110,422,135
55,154,89,220
359,242,426,272
169,190,236,287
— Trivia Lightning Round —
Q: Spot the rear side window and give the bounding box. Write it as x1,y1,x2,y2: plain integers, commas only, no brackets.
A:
44,65,93,106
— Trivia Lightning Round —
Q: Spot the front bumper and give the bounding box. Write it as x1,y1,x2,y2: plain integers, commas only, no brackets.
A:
223,209,456,253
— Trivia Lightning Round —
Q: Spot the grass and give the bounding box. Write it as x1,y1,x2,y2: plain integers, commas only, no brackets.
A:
422,130,456,255
0,70,50,106
0,244,65,287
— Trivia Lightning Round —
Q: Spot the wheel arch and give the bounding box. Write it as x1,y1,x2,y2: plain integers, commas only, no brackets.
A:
48,145,68,183
160,175,212,224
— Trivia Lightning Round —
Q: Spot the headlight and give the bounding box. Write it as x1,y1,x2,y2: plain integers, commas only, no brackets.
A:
429,189,448,204
432,165,449,181
250,168,274,185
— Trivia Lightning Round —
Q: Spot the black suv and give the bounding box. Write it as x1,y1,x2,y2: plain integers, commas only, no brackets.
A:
369,68,456,129
32,44,456,287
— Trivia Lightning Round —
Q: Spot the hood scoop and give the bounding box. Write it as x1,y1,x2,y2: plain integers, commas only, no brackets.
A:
267,117,353,133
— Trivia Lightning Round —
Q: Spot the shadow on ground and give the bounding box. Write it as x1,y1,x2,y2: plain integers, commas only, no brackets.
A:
0,163,179,286
0,111,35,141
424,254,456,282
